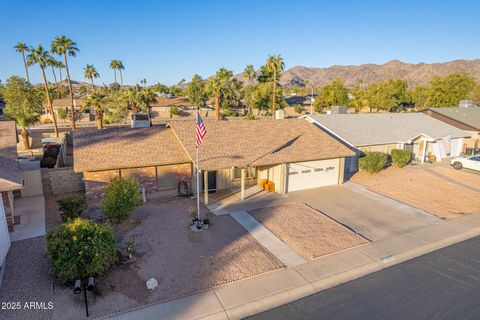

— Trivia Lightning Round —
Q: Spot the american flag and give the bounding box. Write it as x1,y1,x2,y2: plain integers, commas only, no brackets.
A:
442,135,452,156
195,112,206,147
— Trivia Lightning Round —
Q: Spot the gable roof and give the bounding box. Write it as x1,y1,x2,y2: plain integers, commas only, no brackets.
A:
0,121,23,192
304,113,471,147
169,118,354,171
427,107,480,130
73,126,191,172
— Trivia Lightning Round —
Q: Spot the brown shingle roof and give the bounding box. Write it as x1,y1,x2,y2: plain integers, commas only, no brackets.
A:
73,127,191,172
169,119,354,171
0,121,23,192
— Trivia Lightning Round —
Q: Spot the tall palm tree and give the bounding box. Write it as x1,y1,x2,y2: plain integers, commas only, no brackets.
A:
47,57,59,90
84,93,107,129
243,64,255,85
110,59,119,84
83,64,100,90
117,60,125,86
55,60,65,98
27,45,59,137
51,35,79,130
265,55,285,117
14,42,30,82
138,87,157,126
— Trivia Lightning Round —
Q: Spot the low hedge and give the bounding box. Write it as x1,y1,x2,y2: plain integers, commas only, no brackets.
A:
46,218,117,284
101,177,143,221
358,152,388,173
391,149,412,168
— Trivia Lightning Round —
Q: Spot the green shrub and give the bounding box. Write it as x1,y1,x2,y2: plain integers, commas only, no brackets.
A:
40,156,57,168
169,106,180,117
46,218,117,284
245,113,255,120
58,195,87,222
57,108,68,120
101,177,143,221
391,149,412,168
293,104,304,114
358,152,388,173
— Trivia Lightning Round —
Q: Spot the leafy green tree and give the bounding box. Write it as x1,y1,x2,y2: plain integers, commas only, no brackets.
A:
14,42,30,83
83,64,100,90
153,83,169,94
206,68,240,121
3,76,43,148
84,92,107,129
101,177,142,221
470,83,480,106
264,55,285,116
138,87,157,126
187,74,207,108
105,90,129,124
250,82,287,114
425,72,475,107
46,218,117,284
51,35,79,130
410,84,429,110
348,85,368,113
319,78,350,109
27,45,59,137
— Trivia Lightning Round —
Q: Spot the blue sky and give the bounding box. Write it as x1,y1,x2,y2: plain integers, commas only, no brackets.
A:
1,0,479,86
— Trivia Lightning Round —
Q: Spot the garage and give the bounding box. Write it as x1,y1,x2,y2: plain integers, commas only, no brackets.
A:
287,159,341,192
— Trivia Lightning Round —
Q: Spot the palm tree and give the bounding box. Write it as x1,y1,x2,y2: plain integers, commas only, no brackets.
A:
27,45,59,137
83,64,100,90
47,57,59,90
84,93,107,129
55,60,65,98
51,35,79,130
14,42,30,82
243,64,255,85
265,55,285,117
117,60,125,86
110,59,119,84
138,87,157,126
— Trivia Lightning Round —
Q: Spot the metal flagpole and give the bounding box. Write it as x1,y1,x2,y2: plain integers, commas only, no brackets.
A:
196,111,201,221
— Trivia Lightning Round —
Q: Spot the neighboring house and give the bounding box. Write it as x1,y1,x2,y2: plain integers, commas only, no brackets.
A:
0,121,24,268
302,113,470,173
43,97,92,121
73,119,354,203
423,107,480,150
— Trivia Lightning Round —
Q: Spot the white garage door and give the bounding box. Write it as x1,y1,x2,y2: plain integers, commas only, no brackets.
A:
287,159,340,192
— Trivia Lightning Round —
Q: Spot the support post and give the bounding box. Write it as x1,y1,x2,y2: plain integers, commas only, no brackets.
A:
204,170,209,205
240,167,246,200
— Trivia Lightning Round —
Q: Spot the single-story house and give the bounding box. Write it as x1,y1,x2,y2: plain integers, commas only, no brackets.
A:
422,107,480,150
0,121,24,267
302,113,471,173
73,119,354,204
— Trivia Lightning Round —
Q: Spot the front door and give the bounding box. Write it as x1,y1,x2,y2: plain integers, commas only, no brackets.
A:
201,171,217,193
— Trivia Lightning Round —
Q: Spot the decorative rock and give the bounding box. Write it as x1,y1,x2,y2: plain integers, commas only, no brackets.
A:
146,277,158,290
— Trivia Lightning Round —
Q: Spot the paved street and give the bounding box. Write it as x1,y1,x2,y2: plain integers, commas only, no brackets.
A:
249,236,480,320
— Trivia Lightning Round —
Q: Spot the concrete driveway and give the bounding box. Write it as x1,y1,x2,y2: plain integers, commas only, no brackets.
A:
287,185,434,241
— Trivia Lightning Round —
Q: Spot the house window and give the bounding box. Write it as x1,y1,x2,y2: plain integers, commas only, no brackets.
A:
233,167,256,180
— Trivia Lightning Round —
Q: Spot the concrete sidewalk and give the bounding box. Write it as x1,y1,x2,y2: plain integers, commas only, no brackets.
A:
104,212,480,320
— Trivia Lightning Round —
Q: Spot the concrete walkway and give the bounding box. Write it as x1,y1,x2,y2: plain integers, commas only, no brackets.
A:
230,211,307,267
344,181,440,224
9,195,46,242
105,212,480,320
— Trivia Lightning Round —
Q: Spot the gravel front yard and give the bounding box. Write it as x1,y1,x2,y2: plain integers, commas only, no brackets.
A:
432,166,480,190
351,167,480,219
52,197,284,320
249,203,368,260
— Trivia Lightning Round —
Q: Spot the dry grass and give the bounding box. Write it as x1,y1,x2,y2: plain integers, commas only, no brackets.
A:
351,167,480,219
249,203,368,260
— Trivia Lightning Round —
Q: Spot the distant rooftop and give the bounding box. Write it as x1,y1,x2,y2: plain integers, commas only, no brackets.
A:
305,113,470,147
428,107,480,130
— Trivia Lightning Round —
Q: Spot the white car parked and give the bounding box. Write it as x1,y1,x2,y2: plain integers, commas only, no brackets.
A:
451,155,480,171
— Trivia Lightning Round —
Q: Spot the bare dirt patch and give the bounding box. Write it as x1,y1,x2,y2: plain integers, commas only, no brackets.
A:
351,167,480,219
52,197,284,320
249,203,368,260
432,166,480,191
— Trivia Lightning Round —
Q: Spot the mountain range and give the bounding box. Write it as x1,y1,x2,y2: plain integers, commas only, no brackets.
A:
278,59,480,87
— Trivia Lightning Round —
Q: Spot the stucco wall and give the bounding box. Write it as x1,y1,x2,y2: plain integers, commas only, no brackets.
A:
41,167,85,196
